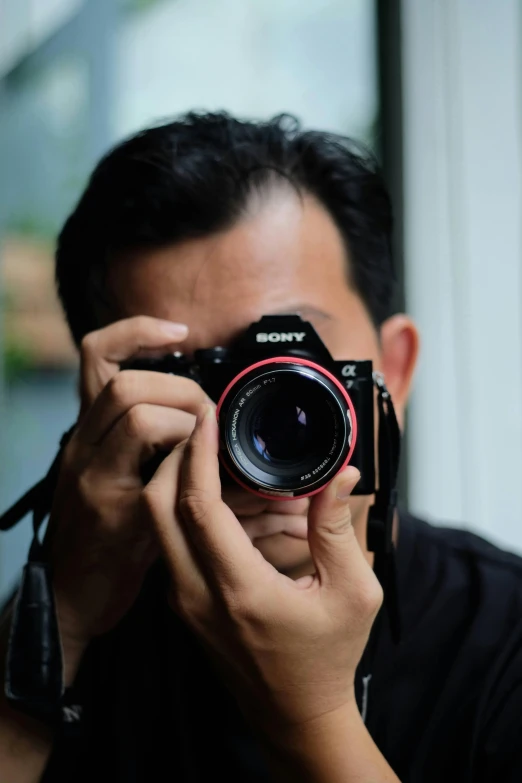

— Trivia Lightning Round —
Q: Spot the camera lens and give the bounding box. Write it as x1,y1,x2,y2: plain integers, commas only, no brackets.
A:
217,359,356,499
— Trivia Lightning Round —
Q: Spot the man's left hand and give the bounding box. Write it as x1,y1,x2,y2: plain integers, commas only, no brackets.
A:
141,403,383,740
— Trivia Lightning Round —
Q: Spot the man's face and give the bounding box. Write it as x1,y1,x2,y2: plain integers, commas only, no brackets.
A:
108,187,415,578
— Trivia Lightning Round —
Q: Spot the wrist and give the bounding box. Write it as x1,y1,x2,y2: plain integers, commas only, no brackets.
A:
250,684,358,749
262,697,360,755
258,700,399,783
261,702,358,783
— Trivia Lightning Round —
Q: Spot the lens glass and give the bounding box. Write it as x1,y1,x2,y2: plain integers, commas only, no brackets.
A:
249,384,334,465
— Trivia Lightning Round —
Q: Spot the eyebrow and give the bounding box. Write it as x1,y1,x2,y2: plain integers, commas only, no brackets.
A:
268,304,333,321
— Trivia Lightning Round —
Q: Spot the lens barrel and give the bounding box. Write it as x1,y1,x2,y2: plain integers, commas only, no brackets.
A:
217,358,356,499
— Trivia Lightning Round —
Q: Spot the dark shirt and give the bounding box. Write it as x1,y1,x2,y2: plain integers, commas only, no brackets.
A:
42,512,522,782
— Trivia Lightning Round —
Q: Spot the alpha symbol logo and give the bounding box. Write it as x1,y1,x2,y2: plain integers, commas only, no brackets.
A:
256,332,306,343
341,364,356,378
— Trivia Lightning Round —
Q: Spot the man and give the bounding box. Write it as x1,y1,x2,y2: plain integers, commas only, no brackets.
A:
1,111,521,782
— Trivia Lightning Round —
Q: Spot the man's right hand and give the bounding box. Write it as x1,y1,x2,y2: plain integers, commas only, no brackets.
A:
46,316,206,683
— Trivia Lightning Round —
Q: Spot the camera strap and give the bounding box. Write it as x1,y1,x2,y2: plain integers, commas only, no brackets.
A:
368,373,402,644
0,426,75,725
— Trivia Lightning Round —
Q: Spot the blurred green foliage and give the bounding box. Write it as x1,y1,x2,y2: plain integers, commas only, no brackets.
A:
3,341,34,382
5,214,57,242
1,217,55,380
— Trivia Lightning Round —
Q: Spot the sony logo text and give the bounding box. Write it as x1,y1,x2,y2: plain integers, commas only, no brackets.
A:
256,332,306,343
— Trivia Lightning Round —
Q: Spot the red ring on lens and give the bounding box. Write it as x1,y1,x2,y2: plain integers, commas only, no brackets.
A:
215,357,358,500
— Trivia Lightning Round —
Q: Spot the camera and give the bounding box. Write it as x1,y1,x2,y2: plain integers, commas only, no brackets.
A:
127,314,376,499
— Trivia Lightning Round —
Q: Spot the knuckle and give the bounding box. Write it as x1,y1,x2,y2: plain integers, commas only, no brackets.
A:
326,507,355,541
123,405,150,439
178,488,210,525
132,315,151,330
225,588,261,624
182,376,210,403
129,315,153,338
218,576,265,622
80,330,99,361
140,483,163,517
354,578,383,619
107,370,139,408
75,470,100,513
60,436,80,471
319,509,355,539
168,589,188,618
171,588,206,624
322,518,353,538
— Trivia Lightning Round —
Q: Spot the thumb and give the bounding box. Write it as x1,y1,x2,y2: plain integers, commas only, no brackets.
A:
307,466,369,588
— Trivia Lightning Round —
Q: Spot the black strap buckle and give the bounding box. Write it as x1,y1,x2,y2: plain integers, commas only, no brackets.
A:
0,425,75,724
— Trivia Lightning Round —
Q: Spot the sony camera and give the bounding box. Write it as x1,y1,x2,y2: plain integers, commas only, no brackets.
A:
127,314,376,499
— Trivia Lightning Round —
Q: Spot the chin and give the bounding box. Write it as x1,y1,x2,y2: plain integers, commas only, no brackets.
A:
251,533,314,578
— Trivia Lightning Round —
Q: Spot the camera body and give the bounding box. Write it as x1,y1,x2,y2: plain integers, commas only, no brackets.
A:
128,315,376,497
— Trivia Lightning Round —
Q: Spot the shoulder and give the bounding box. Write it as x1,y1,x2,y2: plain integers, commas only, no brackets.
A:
396,511,522,680
395,514,522,780
400,511,522,604
407,512,522,570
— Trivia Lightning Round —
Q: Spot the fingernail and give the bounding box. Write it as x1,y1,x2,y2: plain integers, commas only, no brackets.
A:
159,321,189,338
197,403,215,426
204,403,216,420
336,467,361,500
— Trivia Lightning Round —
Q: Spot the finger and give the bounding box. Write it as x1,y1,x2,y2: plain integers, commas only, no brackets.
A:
179,405,269,591
80,316,189,410
142,442,208,611
220,485,267,516
307,467,376,591
91,404,196,476
77,370,211,446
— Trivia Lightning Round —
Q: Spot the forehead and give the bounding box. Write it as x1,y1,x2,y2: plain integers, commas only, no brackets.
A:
108,190,369,354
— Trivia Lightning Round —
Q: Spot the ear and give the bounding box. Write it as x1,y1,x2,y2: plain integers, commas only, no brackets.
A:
380,314,419,429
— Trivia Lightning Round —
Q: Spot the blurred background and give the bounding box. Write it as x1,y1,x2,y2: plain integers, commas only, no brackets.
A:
0,0,521,602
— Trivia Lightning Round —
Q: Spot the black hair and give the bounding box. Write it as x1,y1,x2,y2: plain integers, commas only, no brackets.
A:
56,111,396,346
